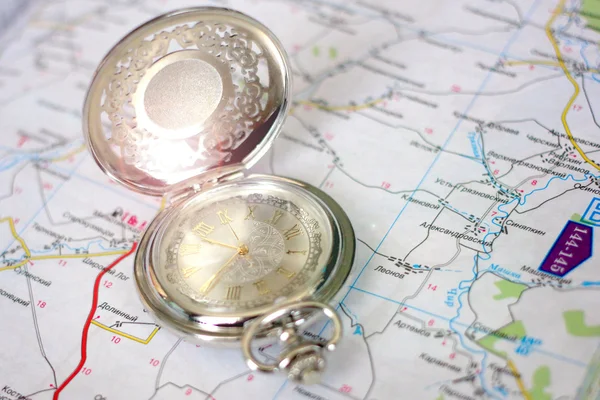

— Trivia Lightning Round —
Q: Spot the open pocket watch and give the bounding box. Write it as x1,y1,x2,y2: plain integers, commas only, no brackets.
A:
82,7,355,384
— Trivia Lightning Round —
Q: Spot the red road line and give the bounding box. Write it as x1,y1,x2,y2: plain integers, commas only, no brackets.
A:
53,243,138,400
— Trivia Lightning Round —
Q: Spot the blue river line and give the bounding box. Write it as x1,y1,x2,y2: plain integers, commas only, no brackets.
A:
448,116,600,397
0,140,84,172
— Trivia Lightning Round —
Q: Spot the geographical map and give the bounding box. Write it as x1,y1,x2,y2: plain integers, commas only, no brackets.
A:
2,0,600,399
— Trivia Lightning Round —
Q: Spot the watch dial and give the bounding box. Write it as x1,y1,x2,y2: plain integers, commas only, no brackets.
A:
154,180,333,315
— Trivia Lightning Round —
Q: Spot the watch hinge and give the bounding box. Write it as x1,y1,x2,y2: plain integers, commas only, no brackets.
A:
217,170,245,184
164,171,245,206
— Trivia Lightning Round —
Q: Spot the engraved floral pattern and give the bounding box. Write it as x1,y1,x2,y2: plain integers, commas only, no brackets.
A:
220,221,285,284
100,21,268,172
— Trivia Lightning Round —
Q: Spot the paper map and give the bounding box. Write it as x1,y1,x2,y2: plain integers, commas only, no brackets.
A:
2,0,600,399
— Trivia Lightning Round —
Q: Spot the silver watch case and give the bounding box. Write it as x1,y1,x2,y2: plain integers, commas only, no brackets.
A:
81,6,357,355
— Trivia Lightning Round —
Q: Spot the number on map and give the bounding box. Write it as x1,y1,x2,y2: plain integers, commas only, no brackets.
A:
570,233,584,241
550,264,564,274
340,385,352,393
558,250,572,258
553,257,568,266
564,239,579,248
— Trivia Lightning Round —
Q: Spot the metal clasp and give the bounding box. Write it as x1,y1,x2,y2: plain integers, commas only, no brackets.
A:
241,301,342,385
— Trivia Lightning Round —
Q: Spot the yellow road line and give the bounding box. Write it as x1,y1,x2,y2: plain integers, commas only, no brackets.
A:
0,259,29,272
505,59,600,74
545,0,600,170
46,144,87,162
91,320,160,345
505,59,563,67
0,217,31,257
31,250,129,260
0,217,32,271
0,248,129,272
1,193,163,273
507,359,532,400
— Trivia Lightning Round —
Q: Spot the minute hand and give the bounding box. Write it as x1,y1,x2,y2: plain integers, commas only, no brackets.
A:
199,251,239,294
201,238,239,250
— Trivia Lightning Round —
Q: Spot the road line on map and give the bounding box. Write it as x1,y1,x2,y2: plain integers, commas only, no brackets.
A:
506,59,600,74
31,250,129,260
0,216,31,256
46,144,87,162
52,243,137,400
507,360,532,400
90,320,159,345
24,262,58,388
545,0,600,170
0,249,131,272
296,97,387,112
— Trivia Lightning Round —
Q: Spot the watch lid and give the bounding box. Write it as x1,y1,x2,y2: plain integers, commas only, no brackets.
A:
83,7,291,196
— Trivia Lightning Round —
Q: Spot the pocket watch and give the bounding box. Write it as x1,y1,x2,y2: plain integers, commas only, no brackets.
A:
82,7,355,384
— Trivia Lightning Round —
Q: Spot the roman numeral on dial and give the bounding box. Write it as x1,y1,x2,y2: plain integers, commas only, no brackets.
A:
179,244,201,256
283,224,302,240
181,266,201,279
226,286,242,300
286,250,307,255
245,206,256,220
217,209,233,225
192,222,215,237
267,210,284,226
277,267,295,279
253,280,270,295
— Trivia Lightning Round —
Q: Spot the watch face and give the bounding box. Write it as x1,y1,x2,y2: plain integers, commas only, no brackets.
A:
151,178,335,317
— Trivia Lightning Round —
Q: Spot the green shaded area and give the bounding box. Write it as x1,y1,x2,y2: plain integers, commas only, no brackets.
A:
564,310,600,336
329,47,338,59
477,320,527,358
493,279,527,301
581,0,600,33
571,213,582,222
435,395,444,400
529,366,552,400
312,46,320,57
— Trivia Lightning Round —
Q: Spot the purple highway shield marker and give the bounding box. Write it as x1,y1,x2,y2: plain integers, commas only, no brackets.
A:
539,221,593,277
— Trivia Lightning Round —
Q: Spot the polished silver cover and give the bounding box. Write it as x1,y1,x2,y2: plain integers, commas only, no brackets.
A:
83,7,291,196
